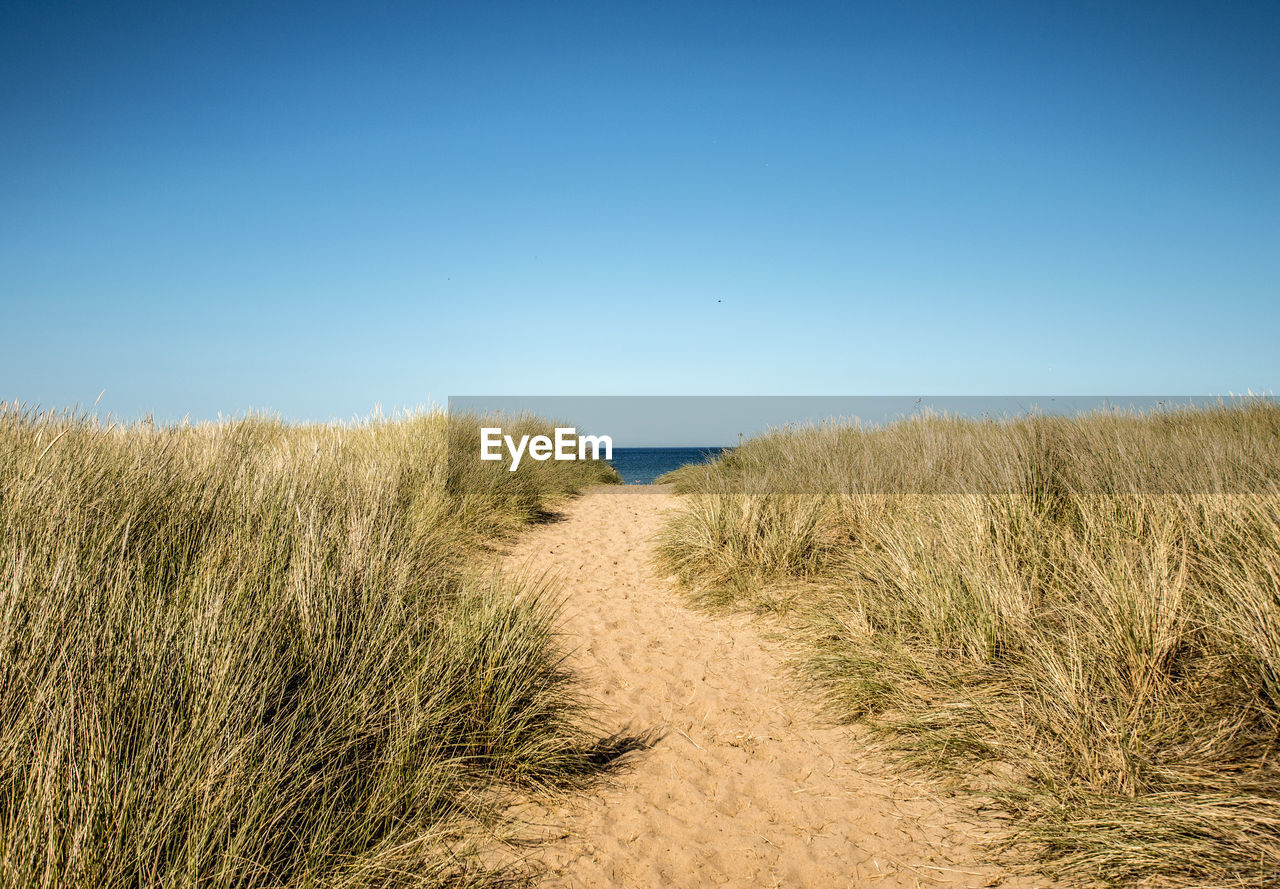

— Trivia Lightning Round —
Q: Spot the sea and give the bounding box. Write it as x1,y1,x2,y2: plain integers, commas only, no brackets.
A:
607,447,729,485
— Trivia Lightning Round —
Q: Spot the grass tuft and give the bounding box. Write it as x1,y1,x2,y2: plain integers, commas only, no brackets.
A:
0,405,619,888
656,400,1280,887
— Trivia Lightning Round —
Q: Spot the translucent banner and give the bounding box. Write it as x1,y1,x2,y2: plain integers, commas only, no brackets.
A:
446,396,1279,494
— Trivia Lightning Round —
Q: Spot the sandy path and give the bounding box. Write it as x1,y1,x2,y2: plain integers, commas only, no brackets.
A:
503,486,1033,888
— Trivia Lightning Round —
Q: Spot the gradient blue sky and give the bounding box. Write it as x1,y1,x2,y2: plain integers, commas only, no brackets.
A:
3,0,1277,422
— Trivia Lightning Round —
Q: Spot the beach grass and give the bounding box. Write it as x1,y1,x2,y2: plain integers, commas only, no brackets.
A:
656,400,1280,886
0,406,618,888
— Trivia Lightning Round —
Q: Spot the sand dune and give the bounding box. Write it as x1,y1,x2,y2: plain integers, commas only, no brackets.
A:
502,486,1040,888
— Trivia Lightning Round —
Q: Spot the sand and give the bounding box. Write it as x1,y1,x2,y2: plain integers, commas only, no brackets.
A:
501,486,1038,888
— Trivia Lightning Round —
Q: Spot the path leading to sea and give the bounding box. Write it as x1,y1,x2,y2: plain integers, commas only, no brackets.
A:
503,486,1035,888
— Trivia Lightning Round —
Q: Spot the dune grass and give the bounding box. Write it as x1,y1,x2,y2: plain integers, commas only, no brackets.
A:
657,401,1280,886
0,406,619,888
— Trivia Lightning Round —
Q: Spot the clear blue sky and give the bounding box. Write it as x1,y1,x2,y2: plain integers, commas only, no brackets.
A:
3,0,1276,422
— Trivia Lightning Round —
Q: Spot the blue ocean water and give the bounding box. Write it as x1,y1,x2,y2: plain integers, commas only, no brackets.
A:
608,447,728,485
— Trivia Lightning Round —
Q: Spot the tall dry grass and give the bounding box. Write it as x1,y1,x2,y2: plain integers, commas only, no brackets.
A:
657,401,1280,886
0,406,619,888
